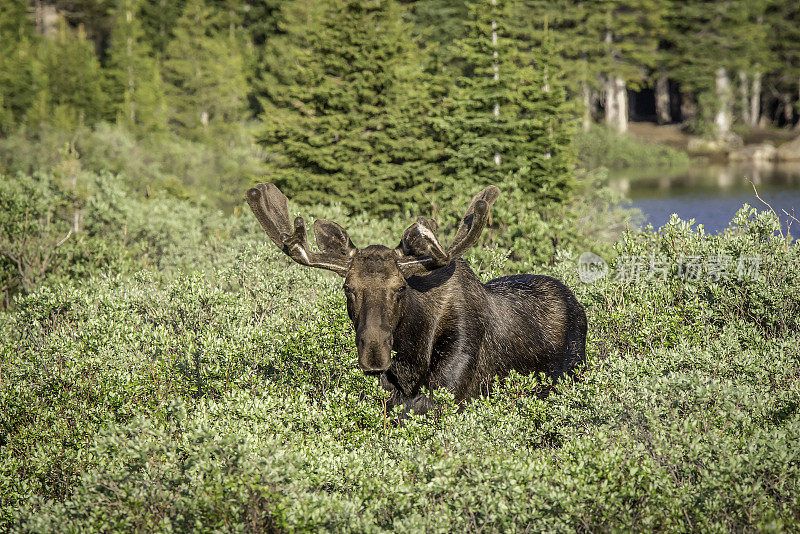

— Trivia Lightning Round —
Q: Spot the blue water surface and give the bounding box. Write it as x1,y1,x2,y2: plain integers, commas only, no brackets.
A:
610,161,800,234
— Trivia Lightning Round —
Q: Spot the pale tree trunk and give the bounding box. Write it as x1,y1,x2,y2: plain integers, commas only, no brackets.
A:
72,170,80,234
782,94,794,127
604,76,617,130
739,71,750,126
160,0,167,49
126,9,136,125
759,90,769,127
582,82,592,132
680,91,696,123
603,30,618,131
491,2,500,166
750,70,762,128
614,77,628,133
749,15,764,129
600,22,627,133
655,74,671,124
67,142,81,233
580,57,593,131
543,69,551,160
714,67,732,139
796,76,800,130
34,1,60,37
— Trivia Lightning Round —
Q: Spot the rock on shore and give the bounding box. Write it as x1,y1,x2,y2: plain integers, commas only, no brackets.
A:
774,136,800,161
729,143,776,162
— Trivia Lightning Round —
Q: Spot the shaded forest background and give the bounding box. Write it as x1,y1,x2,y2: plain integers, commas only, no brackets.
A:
1,0,799,304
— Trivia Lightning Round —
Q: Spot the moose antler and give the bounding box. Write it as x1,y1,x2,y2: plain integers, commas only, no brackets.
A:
397,186,500,276
246,183,353,276
448,185,500,258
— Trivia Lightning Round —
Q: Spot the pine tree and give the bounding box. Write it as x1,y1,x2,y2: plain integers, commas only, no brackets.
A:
434,0,575,209
240,0,287,117
576,0,667,133
140,0,187,56
733,0,769,127
36,19,107,129
43,0,116,50
260,0,440,215
403,0,471,55
0,1,44,133
668,0,765,136
766,0,800,127
162,0,249,139
106,0,167,132
511,1,599,131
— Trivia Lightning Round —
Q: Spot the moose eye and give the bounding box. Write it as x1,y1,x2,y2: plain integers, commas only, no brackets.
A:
395,285,407,298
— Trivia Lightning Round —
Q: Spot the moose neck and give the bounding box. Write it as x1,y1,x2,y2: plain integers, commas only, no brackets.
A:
388,261,464,396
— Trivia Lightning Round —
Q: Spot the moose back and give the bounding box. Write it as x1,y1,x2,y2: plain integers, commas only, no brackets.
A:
246,183,587,416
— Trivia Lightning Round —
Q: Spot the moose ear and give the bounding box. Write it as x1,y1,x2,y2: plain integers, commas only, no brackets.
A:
314,219,357,257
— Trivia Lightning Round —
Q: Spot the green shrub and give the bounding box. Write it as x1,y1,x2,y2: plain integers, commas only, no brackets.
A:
0,170,252,306
2,206,799,532
0,123,266,209
577,207,800,357
457,168,641,270
574,125,690,170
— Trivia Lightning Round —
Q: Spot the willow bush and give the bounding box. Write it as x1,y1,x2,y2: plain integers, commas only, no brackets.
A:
2,205,799,532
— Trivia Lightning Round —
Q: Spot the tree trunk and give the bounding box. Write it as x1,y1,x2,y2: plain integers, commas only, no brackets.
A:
34,2,60,37
738,71,750,126
160,1,166,47
714,67,732,139
750,70,762,128
492,0,500,165
582,82,592,132
796,76,800,130
602,30,621,131
491,3,500,166
126,7,136,125
680,91,696,123
602,76,628,133
614,77,628,133
782,94,794,127
655,73,671,124
604,76,617,130
70,152,81,234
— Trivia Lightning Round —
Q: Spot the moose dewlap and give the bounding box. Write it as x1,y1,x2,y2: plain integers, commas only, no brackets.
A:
246,183,587,417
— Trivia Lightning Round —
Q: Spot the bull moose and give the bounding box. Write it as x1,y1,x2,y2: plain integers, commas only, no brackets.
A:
246,183,587,416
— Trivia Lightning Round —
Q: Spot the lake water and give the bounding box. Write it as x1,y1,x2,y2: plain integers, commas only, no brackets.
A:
609,161,800,233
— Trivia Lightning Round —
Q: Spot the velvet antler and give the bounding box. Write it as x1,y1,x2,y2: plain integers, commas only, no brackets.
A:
246,183,355,276
397,186,500,276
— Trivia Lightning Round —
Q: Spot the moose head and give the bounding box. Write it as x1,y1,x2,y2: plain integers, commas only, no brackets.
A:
246,183,499,374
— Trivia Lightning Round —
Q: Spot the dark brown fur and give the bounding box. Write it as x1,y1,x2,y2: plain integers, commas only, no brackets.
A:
246,183,587,417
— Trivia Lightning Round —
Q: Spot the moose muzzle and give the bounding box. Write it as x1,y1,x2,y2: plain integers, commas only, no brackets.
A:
356,327,393,373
